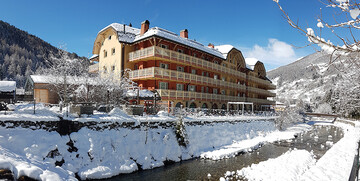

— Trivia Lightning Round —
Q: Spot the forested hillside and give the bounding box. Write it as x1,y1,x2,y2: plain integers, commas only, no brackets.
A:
0,20,88,87
268,51,360,117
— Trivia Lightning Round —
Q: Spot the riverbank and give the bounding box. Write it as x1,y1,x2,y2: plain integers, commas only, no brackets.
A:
221,118,360,181
0,106,278,180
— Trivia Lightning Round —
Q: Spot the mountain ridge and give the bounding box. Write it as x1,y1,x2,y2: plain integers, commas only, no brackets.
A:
0,20,88,87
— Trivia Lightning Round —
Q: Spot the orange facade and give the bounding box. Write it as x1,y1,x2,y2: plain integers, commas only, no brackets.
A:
93,22,276,110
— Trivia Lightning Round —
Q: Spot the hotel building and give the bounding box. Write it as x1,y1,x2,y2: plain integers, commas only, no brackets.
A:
90,20,276,110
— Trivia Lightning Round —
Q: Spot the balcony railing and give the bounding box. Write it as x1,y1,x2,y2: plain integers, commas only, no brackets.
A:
128,46,247,79
247,98,276,105
157,89,247,102
247,75,276,90
247,86,276,97
129,46,276,89
157,89,275,105
129,67,247,91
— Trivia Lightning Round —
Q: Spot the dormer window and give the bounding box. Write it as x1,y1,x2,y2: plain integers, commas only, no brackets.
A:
108,35,111,40
178,49,183,53
160,44,168,49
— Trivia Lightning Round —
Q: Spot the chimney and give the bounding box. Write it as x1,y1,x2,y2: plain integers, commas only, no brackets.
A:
140,20,150,35
208,43,214,48
129,23,132,27
180,29,188,39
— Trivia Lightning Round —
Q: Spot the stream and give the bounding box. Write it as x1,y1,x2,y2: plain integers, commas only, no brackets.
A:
107,125,343,181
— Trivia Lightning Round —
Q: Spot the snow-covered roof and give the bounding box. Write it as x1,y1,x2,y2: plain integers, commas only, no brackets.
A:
0,81,16,92
134,27,225,58
245,58,259,70
100,23,226,59
89,54,98,60
215,44,234,58
30,75,99,85
126,89,154,98
98,23,140,44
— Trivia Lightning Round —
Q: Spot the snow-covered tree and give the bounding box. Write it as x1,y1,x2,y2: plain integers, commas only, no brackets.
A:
38,48,88,104
273,0,360,117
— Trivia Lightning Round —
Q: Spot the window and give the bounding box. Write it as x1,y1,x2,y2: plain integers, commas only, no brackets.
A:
202,71,205,76
104,50,107,58
159,82,168,89
134,65,139,70
112,66,115,72
238,93,241,97
222,63,227,67
193,53,197,57
213,88,218,94
214,61,218,64
112,48,115,55
188,85,196,92
178,49,183,53
214,75,218,79
160,44,168,49
206,72,209,77
221,90,225,95
191,69,196,74
206,87,209,93
108,35,111,40
176,84,184,91
222,77,226,81
160,63,169,69
201,86,204,93
177,66,184,72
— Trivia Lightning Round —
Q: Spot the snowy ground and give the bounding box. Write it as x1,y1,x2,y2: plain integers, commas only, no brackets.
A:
220,118,360,181
0,103,279,180
4,104,357,181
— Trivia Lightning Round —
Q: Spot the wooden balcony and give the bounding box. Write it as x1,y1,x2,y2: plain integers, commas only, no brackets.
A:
129,67,247,91
247,86,276,97
157,89,275,105
89,63,99,73
247,98,276,105
157,89,247,102
128,46,246,80
247,75,276,90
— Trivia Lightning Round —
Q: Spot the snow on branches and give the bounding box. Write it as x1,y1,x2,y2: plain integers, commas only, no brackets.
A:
273,0,360,56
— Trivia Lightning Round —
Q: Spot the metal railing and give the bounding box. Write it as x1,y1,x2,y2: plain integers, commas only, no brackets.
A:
157,89,247,102
129,67,251,91
128,46,276,89
129,46,247,78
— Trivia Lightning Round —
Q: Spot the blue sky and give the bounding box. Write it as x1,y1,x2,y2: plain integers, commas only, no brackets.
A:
0,0,325,70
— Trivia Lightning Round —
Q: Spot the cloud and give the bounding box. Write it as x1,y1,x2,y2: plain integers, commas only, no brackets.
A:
243,39,299,67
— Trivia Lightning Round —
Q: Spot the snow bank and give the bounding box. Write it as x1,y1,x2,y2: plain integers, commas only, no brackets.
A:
224,118,360,181
201,123,311,160
237,149,315,181
300,120,360,180
0,118,278,180
0,128,76,180
0,103,59,121
187,121,277,158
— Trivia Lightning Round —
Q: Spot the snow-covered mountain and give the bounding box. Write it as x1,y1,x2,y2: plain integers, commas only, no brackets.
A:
267,51,360,117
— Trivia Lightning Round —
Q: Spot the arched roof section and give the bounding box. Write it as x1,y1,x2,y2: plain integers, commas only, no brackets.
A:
215,45,246,69
254,61,266,77
92,27,117,55
92,23,140,54
227,48,246,69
